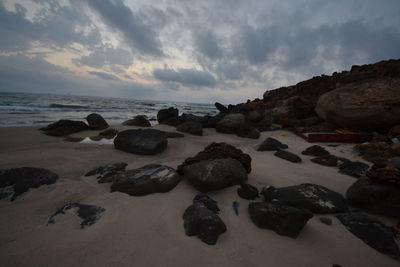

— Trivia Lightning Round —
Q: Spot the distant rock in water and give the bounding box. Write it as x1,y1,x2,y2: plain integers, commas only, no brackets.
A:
86,113,109,130
47,203,105,229
40,119,88,136
0,167,58,201
114,129,167,155
122,115,151,127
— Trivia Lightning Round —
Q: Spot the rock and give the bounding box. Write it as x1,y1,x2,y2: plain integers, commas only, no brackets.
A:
248,202,313,238
122,115,151,127
180,113,205,124
346,177,400,218
110,164,181,196
311,155,338,167
391,143,400,156
193,193,220,214
236,125,260,139
99,128,118,139
245,110,262,122
366,166,400,186
257,137,288,151
233,201,240,216
183,196,227,245
0,167,58,201
164,131,184,138
338,159,369,178
320,217,333,225
237,184,259,200
202,114,225,128
157,107,181,126
177,142,251,174
86,113,109,130
274,150,302,163
355,142,390,161
316,78,400,132
270,106,297,127
302,145,330,157
389,125,400,138
263,183,348,214
336,212,400,259
114,129,167,155
47,203,105,229
40,119,88,136
183,159,248,192
85,162,127,183
215,113,245,134
176,121,203,136
389,157,400,169
283,96,313,119
215,102,229,113
256,115,273,131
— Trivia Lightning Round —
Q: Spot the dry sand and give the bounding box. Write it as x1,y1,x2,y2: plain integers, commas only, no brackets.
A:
0,124,398,267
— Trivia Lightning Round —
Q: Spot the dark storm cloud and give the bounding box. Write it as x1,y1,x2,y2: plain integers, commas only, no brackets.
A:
87,0,163,56
193,29,223,59
153,68,216,87
87,71,120,81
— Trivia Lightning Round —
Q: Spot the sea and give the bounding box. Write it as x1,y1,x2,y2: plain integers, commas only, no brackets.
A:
0,92,218,127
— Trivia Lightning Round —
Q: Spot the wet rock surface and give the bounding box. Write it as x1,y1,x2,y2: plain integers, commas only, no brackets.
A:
177,142,252,174
263,183,348,214
177,121,203,136
336,212,400,259
274,150,302,163
302,145,330,157
183,158,248,192
237,183,259,200
85,162,127,183
48,203,105,228
114,129,168,155
0,167,58,201
40,119,88,136
111,164,181,196
183,194,226,245
257,137,288,151
122,115,151,127
248,202,313,238
86,113,109,130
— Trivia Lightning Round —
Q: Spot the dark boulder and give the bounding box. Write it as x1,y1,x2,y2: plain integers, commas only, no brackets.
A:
40,119,88,136
346,177,400,218
114,129,167,155
157,107,181,126
257,137,288,151
248,202,313,238
177,121,203,136
180,113,205,124
0,167,58,201
311,155,338,167
274,150,302,163
122,115,151,127
215,113,245,134
183,196,227,245
47,203,105,229
86,113,109,130
236,125,260,139
111,164,181,196
85,162,127,183
237,184,259,200
366,166,400,186
338,159,369,178
263,183,348,214
99,128,118,139
183,159,247,192
336,212,400,259
215,102,229,113
202,114,225,128
302,145,330,157
193,193,220,214
177,142,251,174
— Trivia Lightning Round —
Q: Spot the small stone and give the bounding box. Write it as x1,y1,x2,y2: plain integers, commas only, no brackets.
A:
257,137,288,151
237,183,259,200
311,155,338,167
302,145,330,157
274,150,302,163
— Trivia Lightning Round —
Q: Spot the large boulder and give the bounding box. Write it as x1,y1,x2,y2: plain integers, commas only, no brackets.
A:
157,107,181,126
336,212,400,259
86,113,109,130
111,164,181,196
183,159,247,192
183,194,226,245
316,78,400,132
263,183,348,214
215,113,245,134
346,177,400,218
122,115,151,127
0,167,58,201
40,119,88,136
114,129,167,155
248,202,313,238
176,121,203,136
177,142,252,174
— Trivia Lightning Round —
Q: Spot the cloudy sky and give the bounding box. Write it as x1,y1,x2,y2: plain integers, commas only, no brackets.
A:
1,0,399,103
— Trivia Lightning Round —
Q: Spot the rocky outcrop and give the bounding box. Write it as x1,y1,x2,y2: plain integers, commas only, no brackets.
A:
177,121,203,136
315,78,400,132
183,194,226,245
111,164,181,196
40,119,88,136
122,115,151,127
86,113,109,130
177,142,252,174
249,202,313,238
263,183,348,214
114,129,167,155
183,159,247,192
0,167,58,201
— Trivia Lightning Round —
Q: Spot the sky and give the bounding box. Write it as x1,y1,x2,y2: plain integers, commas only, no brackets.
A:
0,0,399,104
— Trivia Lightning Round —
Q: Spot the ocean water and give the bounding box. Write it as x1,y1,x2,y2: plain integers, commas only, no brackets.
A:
0,92,218,127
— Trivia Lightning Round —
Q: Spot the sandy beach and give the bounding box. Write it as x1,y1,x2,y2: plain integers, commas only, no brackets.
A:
0,124,399,267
